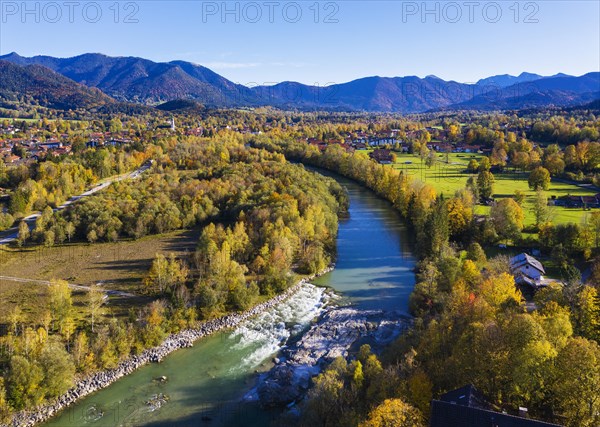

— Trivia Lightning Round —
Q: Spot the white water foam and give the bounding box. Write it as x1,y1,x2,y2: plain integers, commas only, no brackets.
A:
229,283,329,370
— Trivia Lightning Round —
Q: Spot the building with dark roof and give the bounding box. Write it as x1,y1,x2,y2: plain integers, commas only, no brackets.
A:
553,194,600,209
369,148,394,164
430,385,563,427
510,253,547,289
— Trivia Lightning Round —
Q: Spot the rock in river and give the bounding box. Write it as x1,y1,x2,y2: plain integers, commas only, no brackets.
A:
257,307,410,407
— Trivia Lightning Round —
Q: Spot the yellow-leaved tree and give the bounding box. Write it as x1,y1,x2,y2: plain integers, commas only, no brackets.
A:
359,398,424,427
478,273,523,313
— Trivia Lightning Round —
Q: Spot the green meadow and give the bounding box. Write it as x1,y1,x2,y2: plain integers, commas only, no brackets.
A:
387,152,598,228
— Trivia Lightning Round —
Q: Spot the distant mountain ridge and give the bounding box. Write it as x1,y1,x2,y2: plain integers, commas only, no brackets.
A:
254,76,476,112
1,52,598,112
0,52,257,105
476,72,543,88
0,59,114,110
450,73,600,111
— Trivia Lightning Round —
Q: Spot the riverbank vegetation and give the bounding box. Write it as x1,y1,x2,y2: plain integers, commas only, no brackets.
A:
1,106,599,425
0,139,347,423
252,136,599,427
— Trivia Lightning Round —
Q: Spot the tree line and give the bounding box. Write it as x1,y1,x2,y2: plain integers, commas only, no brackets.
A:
252,135,600,427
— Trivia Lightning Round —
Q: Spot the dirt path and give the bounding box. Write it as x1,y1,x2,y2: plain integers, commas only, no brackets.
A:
0,275,134,297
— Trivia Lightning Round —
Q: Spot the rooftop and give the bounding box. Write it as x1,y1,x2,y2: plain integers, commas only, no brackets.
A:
431,385,563,427
510,253,545,275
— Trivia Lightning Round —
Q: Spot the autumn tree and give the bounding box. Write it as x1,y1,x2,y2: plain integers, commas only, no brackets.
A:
461,259,481,287
303,358,348,426
511,151,531,171
491,198,524,242
65,221,75,242
38,342,75,398
466,242,487,266
528,166,551,191
87,284,105,333
0,377,9,422
359,398,424,427
572,286,600,342
143,253,188,296
446,197,472,238
7,306,24,336
407,370,433,415
0,212,14,231
196,241,249,316
48,280,74,339
409,261,443,317
7,355,43,410
142,300,167,347
551,337,600,427
476,170,494,201
93,325,119,369
531,189,551,227
466,176,479,201
467,159,479,173
478,156,491,172
509,322,556,409
425,199,449,256
589,211,600,248
536,302,573,350
447,124,460,141
543,145,565,175
16,221,30,247
425,150,437,168
513,189,526,206
479,272,522,313
72,331,94,373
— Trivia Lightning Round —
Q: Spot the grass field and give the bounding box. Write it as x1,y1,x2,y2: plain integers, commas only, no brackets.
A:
0,228,200,320
388,152,599,227
0,116,44,123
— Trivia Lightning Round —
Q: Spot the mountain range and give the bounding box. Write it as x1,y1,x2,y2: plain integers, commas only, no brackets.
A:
1,52,598,113
475,72,544,88
0,59,114,111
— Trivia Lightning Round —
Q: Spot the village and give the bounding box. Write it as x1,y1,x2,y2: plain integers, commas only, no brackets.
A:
0,122,128,165
305,126,493,160
2,117,600,212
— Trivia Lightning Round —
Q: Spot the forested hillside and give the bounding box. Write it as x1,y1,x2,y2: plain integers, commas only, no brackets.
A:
0,60,114,111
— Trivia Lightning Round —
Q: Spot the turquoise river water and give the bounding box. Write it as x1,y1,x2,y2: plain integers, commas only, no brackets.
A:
44,169,416,427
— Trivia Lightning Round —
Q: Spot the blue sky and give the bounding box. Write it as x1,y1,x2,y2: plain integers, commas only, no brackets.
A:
0,1,598,85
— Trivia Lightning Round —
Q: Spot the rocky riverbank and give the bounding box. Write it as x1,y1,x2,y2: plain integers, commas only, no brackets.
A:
2,267,334,427
256,307,411,407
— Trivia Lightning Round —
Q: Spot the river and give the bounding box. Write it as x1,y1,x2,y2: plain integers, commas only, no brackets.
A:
44,169,416,427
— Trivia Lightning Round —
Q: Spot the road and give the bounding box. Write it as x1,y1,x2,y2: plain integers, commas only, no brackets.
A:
551,176,600,197
0,162,151,246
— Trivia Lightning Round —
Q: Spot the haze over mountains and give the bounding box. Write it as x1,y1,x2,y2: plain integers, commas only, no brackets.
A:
475,72,545,88
1,52,598,113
